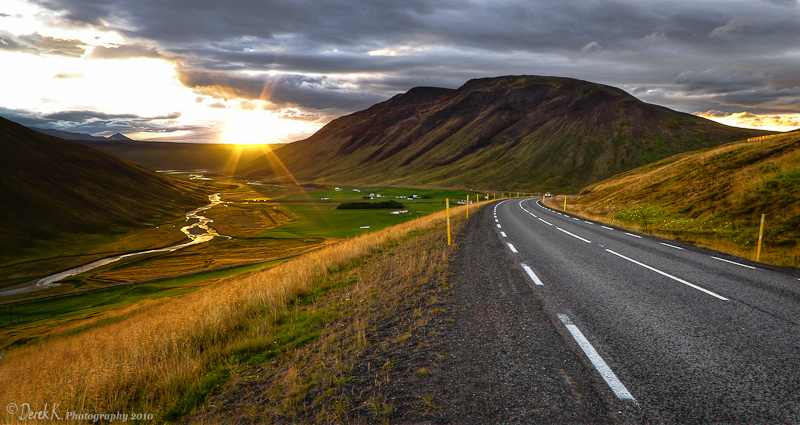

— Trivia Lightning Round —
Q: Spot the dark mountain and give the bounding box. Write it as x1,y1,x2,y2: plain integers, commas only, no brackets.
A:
240,75,769,191
0,116,208,255
30,128,135,141
30,127,108,141
107,132,133,141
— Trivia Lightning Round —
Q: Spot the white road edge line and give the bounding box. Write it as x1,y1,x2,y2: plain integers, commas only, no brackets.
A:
497,224,502,228
558,314,637,402
624,232,642,239
712,256,757,270
605,249,729,301
556,227,592,244
507,243,518,253
538,218,553,226
601,226,614,230
660,242,684,250
521,263,543,286
500,231,507,238
585,221,593,225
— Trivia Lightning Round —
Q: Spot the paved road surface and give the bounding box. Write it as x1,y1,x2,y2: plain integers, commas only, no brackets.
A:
494,197,800,422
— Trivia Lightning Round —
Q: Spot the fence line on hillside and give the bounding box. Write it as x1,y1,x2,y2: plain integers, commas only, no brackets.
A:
747,134,782,142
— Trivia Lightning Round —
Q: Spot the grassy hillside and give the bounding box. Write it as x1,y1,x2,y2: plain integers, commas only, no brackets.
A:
566,130,800,267
0,116,211,261
76,140,281,174
241,75,767,192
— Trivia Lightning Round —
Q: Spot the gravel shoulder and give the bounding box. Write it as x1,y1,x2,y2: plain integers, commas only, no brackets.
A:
363,204,616,423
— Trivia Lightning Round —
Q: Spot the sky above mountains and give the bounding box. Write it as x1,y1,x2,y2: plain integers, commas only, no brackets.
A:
1,0,799,143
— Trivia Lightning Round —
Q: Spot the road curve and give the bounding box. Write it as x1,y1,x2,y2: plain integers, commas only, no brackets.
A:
494,197,800,423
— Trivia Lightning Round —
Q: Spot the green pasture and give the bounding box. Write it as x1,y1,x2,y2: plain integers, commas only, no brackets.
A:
258,186,475,239
0,259,286,347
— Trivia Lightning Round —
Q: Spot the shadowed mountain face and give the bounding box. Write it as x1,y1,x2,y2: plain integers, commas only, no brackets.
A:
0,116,208,254
241,75,767,191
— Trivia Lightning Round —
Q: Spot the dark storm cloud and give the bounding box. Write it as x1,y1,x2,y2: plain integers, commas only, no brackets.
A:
34,0,800,116
0,107,187,136
178,70,386,114
673,69,769,94
0,108,54,128
43,110,180,122
33,110,181,135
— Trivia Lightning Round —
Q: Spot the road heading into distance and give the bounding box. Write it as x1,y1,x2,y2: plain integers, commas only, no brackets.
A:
493,197,800,423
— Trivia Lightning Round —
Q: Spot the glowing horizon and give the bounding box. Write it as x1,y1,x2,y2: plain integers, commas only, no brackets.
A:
696,111,800,133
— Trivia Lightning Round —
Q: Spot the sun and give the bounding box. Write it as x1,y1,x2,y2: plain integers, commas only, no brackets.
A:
220,109,320,145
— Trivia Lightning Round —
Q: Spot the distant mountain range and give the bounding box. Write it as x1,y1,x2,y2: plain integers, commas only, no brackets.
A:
0,116,207,256
240,75,769,191
30,127,134,141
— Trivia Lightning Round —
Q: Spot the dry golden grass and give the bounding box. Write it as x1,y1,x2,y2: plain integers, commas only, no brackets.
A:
0,203,472,422
83,237,327,284
188,212,464,423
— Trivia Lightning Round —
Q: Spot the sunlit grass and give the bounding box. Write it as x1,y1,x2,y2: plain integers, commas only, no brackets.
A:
552,130,800,267
0,202,475,422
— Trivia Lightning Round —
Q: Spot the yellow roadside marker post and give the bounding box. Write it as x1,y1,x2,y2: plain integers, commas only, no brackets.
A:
563,196,567,212
756,214,765,261
466,195,469,219
446,198,451,246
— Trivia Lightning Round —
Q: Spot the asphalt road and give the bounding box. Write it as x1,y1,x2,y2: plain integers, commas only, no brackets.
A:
494,197,800,423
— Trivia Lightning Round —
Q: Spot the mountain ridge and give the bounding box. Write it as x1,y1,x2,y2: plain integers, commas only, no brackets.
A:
241,75,769,191
30,127,136,141
0,116,208,257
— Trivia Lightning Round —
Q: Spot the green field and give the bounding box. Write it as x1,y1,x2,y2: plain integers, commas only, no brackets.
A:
0,184,480,351
257,186,474,239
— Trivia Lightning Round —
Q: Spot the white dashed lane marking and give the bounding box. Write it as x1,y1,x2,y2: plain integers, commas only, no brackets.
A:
521,263,544,286
624,232,642,239
712,256,757,270
507,243,518,253
500,231,507,238
605,249,728,301
557,227,592,244
558,314,637,402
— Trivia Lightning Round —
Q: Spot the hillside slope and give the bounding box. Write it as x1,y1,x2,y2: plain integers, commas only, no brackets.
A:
568,130,800,266
0,116,209,257
241,75,767,191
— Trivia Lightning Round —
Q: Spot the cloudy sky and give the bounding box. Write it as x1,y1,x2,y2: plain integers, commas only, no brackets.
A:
2,0,799,143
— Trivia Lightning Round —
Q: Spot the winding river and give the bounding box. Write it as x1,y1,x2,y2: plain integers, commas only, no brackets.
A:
1,194,225,296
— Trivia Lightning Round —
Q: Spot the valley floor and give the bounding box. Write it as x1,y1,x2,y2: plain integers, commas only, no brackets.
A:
187,202,614,424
